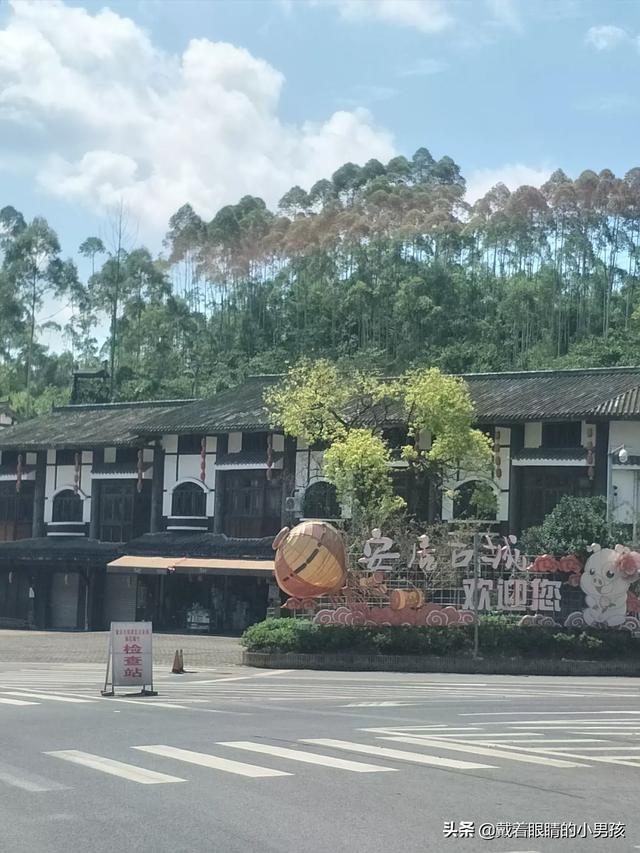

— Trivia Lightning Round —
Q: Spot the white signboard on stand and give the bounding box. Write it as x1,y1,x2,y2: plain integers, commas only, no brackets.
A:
102,621,156,696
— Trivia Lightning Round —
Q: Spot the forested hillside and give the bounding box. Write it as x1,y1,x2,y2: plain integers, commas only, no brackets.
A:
2,147,640,415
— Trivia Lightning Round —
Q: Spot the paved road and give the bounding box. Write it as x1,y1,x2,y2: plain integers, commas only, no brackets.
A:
0,629,242,665
1,656,639,852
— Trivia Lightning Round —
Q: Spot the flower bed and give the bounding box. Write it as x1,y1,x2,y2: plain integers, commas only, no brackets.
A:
241,616,640,660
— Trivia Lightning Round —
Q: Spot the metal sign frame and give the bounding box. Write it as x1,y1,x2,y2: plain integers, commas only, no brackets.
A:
102,621,157,697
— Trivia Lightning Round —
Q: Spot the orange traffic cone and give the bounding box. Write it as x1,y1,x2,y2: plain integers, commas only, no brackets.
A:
171,649,184,674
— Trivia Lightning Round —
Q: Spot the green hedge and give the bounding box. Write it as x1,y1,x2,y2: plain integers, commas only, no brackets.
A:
241,616,640,660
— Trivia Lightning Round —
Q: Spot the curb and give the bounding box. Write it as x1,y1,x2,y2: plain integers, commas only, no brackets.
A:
242,650,640,676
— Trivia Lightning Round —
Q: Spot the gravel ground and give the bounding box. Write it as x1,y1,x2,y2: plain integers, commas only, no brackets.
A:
0,629,243,666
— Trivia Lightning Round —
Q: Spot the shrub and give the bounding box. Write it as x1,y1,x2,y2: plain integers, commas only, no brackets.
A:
521,495,627,562
241,617,640,660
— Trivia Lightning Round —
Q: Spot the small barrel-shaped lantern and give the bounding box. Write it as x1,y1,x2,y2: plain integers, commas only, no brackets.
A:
272,521,347,599
389,589,425,611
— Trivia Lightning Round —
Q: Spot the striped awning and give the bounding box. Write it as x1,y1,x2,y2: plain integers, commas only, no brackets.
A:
107,555,274,577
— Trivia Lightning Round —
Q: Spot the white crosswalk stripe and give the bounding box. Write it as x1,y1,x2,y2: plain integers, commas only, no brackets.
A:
300,738,497,770
218,741,397,772
133,745,292,778
342,702,419,707
378,735,588,768
2,691,94,704
478,744,640,768
3,667,640,709
0,696,39,706
12,716,640,795
45,750,186,784
361,714,640,769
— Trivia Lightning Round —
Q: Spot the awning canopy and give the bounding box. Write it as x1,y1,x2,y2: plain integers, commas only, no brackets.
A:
107,555,274,577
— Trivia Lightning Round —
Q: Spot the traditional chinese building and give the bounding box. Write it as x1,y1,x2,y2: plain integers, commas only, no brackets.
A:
0,367,639,631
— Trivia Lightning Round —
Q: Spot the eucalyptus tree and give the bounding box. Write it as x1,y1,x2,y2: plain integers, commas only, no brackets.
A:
78,236,106,277
3,217,64,410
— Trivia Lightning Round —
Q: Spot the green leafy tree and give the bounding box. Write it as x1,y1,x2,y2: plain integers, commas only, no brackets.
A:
265,359,491,524
3,217,63,411
78,236,105,276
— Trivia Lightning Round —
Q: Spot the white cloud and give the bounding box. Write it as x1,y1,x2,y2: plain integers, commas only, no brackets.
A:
0,0,395,238
465,163,553,204
331,0,454,34
585,25,629,51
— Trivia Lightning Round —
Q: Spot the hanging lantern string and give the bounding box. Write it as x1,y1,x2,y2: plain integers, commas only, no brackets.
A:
15,453,23,494
266,433,273,481
74,451,81,493
137,449,144,493
200,436,206,482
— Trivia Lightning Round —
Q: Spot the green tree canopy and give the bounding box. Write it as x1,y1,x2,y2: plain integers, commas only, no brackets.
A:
265,359,492,524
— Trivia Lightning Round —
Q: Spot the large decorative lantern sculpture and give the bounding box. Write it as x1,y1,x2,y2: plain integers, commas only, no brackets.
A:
272,521,347,599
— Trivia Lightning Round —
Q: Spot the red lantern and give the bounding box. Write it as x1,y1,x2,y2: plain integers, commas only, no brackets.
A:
200,437,206,483
266,433,273,481
15,453,23,494
137,449,144,493
74,452,81,493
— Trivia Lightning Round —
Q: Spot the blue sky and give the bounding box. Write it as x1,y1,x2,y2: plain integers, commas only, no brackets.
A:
1,0,639,267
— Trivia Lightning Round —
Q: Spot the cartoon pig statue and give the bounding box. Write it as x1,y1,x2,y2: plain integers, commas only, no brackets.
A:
580,546,636,627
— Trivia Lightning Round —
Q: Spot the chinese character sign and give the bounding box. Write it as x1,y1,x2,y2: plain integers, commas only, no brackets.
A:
462,578,562,613
110,622,153,687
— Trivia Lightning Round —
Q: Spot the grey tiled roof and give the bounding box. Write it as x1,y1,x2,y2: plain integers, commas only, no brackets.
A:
3,367,640,452
123,532,274,559
139,376,282,433
465,367,640,421
0,537,118,564
142,368,640,430
592,385,640,418
0,400,194,450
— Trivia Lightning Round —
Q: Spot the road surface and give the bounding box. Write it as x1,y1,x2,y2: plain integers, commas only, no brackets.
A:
0,657,638,852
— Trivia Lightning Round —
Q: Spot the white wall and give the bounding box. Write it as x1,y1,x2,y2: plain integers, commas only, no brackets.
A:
228,432,242,453
442,427,510,523
162,431,284,519
162,434,217,517
609,422,640,525
609,421,640,453
613,467,637,524
581,422,596,449
44,452,92,523
295,447,324,492
524,422,542,448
